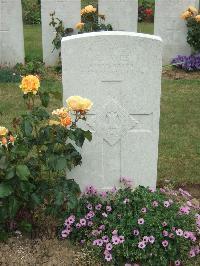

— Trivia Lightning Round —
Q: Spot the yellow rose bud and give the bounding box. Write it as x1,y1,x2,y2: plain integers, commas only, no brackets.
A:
195,14,200,22
181,10,192,20
75,22,85,30
0,126,8,136
20,75,40,95
188,6,198,15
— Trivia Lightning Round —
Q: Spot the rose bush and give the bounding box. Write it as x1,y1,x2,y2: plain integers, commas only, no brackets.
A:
0,75,92,240
181,6,200,53
61,179,199,265
76,5,112,33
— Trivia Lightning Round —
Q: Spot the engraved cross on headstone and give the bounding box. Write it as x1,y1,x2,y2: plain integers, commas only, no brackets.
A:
87,80,153,183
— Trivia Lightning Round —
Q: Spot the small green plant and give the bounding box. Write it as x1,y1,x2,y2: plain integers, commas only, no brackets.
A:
181,6,200,53
15,60,46,77
0,75,92,240
61,179,199,265
49,12,74,55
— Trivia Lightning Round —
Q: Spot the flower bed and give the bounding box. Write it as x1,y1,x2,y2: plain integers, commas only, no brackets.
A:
61,179,200,265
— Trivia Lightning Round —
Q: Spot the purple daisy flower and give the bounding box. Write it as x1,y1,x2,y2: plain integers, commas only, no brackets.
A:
80,218,86,226
102,235,109,243
133,229,139,236
149,236,155,244
175,260,181,266
106,243,113,251
106,206,112,212
112,235,120,245
138,218,144,225
138,241,146,249
105,252,112,262
162,240,169,248
176,229,183,236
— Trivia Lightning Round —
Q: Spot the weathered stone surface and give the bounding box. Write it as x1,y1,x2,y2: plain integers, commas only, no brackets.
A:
62,32,162,191
41,0,80,66
0,0,24,66
98,0,138,31
154,0,199,65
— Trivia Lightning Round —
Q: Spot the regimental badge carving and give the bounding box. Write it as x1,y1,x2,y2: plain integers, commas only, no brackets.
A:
87,100,139,146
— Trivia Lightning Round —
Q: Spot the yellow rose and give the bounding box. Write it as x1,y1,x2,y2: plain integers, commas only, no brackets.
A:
66,96,93,112
0,126,8,136
81,98,93,111
81,5,96,15
195,14,200,22
188,6,198,15
181,10,192,20
20,75,40,95
75,22,85,30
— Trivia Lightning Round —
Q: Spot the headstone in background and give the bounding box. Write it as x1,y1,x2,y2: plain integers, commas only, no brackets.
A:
62,32,162,191
98,0,138,31
154,0,199,65
0,0,24,66
41,0,80,66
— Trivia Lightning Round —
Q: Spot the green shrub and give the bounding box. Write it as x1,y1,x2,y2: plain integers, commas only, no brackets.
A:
22,0,41,25
61,180,200,265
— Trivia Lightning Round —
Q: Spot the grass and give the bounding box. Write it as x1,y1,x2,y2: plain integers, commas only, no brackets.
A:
1,23,200,188
24,25,42,62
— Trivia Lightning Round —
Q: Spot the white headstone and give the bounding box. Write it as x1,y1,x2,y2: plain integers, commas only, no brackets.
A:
98,0,138,31
0,0,24,66
41,0,80,66
154,0,199,65
62,32,162,191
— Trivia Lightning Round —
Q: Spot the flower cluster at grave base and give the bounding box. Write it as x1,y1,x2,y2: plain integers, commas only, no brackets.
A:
76,5,112,33
171,54,200,71
0,74,93,240
61,179,200,265
180,6,200,53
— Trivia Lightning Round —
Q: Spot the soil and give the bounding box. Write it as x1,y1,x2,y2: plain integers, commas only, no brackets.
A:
162,67,200,80
0,237,103,266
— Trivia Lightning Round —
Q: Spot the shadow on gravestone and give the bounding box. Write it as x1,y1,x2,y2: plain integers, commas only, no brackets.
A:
62,31,162,191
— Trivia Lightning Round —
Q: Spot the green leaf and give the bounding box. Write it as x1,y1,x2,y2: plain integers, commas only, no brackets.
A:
22,119,33,136
31,193,42,206
16,165,30,181
19,221,32,233
39,92,50,107
5,167,15,180
8,197,20,218
0,156,8,170
55,157,67,171
55,191,64,206
0,183,13,198
84,130,92,142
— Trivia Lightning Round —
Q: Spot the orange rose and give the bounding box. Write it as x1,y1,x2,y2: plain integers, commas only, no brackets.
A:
1,137,7,145
20,75,40,95
60,116,72,127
